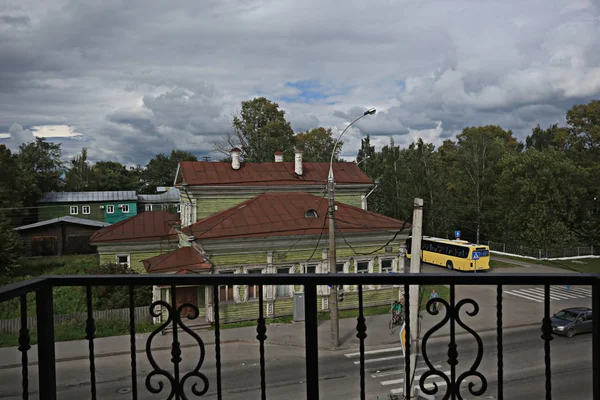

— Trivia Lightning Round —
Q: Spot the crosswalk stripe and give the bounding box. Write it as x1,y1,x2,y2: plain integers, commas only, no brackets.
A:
353,355,403,364
525,287,579,300
505,290,543,302
381,370,450,386
371,365,441,378
344,346,402,358
550,287,588,298
563,287,592,295
517,288,564,301
390,380,448,395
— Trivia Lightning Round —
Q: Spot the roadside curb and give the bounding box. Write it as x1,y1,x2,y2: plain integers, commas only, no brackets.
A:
0,321,542,370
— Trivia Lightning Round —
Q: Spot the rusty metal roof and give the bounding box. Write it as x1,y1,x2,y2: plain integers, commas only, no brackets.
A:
183,192,408,241
142,247,211,273
39,191,138,203
90,211,179,243
176,161,373,186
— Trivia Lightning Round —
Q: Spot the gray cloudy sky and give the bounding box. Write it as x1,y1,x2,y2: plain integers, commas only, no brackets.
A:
1,0,599,165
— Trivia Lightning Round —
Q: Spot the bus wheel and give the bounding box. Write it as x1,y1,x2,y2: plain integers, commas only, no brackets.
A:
446,261,454,270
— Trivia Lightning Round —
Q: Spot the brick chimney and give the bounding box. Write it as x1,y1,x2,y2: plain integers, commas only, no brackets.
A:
231,148,241,170
274,150,284,162
294,149,303,176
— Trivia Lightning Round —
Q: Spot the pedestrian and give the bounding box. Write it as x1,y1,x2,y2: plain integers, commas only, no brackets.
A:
430,288,439,312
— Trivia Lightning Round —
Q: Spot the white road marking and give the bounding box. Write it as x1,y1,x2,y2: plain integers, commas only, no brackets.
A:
505,290,543,302
344,346,402,358
371,364,442,378
353,355,403,364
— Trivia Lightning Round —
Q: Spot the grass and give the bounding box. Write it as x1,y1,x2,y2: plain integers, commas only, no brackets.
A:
492,253,600,273
489,259,522,269
0,318,155,348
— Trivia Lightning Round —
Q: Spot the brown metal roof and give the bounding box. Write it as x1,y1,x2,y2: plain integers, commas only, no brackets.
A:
90,211,179,243
176,161,373,186
142,247,211,273
183,192,408,241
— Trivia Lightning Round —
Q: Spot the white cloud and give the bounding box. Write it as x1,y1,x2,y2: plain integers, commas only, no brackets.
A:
0,0,599,163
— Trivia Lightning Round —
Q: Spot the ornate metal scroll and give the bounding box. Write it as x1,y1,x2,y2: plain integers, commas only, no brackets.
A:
419,287,487,400
146,300,209,399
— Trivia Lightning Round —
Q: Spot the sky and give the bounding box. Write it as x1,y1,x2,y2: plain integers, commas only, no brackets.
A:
1,0,599,166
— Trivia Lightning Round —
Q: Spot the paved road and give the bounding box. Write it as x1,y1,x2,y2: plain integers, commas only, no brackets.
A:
0,323,592,399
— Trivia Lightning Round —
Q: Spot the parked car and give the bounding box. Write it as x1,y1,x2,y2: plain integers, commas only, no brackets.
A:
551,307,593,338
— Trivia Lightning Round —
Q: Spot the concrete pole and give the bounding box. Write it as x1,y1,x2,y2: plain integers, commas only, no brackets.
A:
407,198,423,398
328,177,340,348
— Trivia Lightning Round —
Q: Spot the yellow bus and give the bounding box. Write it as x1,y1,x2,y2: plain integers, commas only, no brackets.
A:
406,236,490,271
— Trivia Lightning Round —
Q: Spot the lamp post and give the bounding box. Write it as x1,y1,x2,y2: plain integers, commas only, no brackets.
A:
328,108,376,348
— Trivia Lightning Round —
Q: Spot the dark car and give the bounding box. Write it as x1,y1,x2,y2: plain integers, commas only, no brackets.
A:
551,307,593,338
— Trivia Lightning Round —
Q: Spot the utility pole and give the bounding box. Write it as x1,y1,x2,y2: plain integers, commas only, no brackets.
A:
406,198,423,398
328,178,339,349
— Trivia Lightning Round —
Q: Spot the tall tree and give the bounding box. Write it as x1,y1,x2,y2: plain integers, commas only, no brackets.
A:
65,148,94,191
142,150,197,193
0,215,21,277
454,125,521,244
495,149,587,249
0,145,22,210
294,127,342,162
526,124,570,151
91,161,141,191
213,97,296,162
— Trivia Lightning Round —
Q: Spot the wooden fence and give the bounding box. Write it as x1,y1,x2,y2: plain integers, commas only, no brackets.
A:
0,306,151,333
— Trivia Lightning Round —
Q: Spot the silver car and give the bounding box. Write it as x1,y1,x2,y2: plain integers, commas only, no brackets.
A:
551,307,593,338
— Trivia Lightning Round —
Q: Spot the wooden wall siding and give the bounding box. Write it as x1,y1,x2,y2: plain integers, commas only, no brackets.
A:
196,195,256,220
99,251,166,273
0,306,150,333
329,193,362,208
38,202,138,224
19,223,103,257
210,252,267,267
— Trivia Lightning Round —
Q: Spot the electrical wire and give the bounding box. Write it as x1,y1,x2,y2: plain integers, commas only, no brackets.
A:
335,217,412,256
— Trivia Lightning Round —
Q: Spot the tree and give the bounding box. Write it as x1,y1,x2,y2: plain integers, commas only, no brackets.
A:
495,149,587,249
0,145,22,210
454,126,521,243
0,215,21,276
213,97,296,162
65,148,94,191
16,137,64,225
526,124,570,151
142,150,197,193
91,161,141,191
295,127,341,162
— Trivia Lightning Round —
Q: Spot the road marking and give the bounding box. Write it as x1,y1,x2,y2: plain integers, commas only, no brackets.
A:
526,287,583,300
344,347,402,358
517,288,564,301
522,288,577,300
563,287,592,295
550,287,588,298
505,290,543,302
371,364,442,378
353,355,403,364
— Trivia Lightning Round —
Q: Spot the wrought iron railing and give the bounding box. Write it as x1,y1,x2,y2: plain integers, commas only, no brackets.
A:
0,273,599,400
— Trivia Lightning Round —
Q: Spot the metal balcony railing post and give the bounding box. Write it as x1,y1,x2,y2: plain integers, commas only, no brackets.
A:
36,284,56,400
304,284,319,399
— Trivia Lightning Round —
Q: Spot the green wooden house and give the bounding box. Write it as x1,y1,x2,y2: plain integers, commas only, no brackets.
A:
137,187,180,215
38,191,139,224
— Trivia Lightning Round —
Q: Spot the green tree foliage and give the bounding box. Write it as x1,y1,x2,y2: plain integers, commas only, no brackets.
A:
525,124,570,151
142,150,197,193
0,145,22,211
85,263,152,308
64,148,94,191
495,149,587,248
214,97,296,162
295,127,342,162
0,215,21,276
91,161,141,191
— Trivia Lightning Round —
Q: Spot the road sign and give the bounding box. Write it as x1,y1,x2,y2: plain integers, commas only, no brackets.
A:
472,252,480,261
455,230,461,238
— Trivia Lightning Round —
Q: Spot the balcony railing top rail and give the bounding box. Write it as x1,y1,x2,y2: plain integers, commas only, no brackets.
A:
1,272,599,400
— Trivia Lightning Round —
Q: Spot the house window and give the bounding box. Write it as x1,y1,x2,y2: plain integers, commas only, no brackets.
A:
120,204,130,213
335,263,345,273
106,205,115,214
381,259,394,273
176,203,181,213
82,206,91,215
356,261,370,274
219,271,235,302
70,206,78,215
116,254,130,268
247,269,263,299
305,265,317,274
145,204,153,212
276,267,291,297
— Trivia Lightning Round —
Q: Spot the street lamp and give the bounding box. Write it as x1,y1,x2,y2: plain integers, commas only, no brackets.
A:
354,155,370,167
328,108,376,348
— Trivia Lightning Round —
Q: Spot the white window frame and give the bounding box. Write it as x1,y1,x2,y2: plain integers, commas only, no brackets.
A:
276,266,293,298
70,206,78,215
82,205,90,215
218,270,236,302
116,254,130,268
355,260,371,274
120,204,130,213
145,204,153,211
380,258,395,273
176,203,181,213
304,264,318,274
106,205,115,214
247,269,263,300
